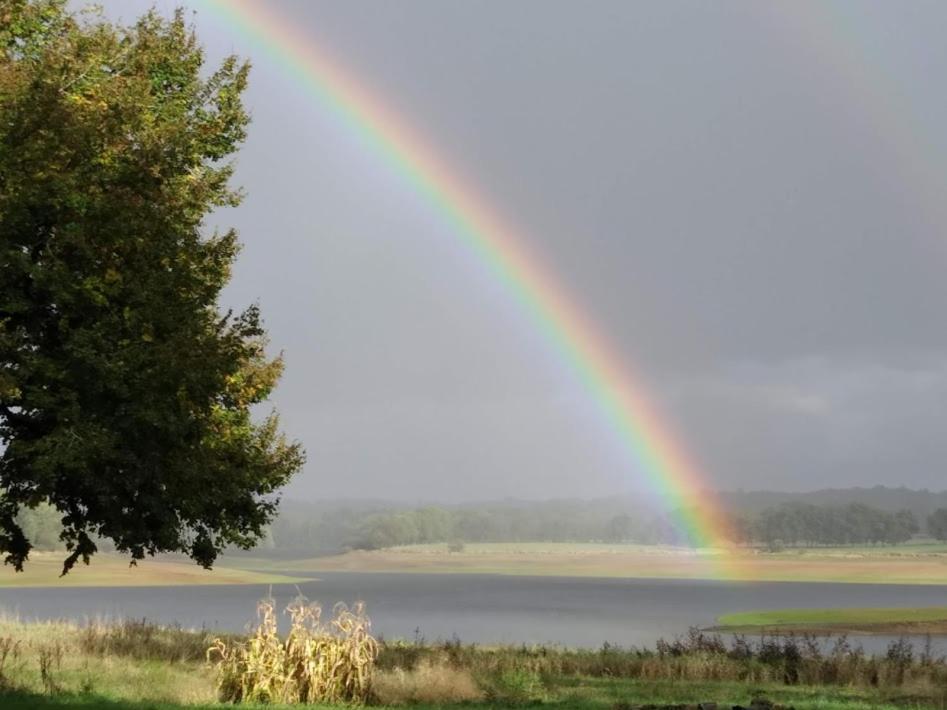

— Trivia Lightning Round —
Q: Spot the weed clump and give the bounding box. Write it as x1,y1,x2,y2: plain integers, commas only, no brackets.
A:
207,596,378,704
373,658,483,705
79,618,218,663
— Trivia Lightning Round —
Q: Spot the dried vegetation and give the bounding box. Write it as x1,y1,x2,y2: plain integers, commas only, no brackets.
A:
207,596,378,704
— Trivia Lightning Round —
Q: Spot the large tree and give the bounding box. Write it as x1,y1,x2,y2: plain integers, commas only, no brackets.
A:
0,1,304,573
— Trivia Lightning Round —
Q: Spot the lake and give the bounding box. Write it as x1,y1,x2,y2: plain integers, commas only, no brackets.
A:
2,572,946,652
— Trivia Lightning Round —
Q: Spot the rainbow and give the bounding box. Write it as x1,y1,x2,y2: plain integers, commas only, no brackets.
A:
198,1,735,557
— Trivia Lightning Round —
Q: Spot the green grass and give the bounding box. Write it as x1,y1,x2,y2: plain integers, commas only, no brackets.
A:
548,677,918,709
716,607,947,634
0,680,924,710
0,696,319,709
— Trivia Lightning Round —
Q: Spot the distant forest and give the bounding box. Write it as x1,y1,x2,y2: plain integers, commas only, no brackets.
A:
258,486,947,553
17,486,947,555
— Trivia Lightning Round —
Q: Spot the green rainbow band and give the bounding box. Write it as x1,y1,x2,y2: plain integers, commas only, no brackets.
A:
197,0,733,557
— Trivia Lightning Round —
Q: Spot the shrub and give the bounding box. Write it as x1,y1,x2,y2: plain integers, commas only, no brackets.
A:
207,597,378,704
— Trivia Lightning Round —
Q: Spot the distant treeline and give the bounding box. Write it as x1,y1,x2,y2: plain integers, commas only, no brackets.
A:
15,487,947,555
230,486,947,553
14,504,118,553
341,501,929,550
718,485,947,519
263,500,674,552
347,507,672,550
259,501,940,552
724,502,920,548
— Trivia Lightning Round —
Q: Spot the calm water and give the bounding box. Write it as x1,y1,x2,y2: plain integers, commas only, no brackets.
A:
2,573,946,652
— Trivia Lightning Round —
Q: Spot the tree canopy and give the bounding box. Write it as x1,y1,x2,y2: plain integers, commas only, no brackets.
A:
0,1,304,573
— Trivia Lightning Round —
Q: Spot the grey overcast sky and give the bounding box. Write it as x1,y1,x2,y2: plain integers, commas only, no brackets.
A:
95,1,947,501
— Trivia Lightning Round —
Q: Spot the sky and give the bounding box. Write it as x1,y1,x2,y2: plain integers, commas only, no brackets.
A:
93,1,947,502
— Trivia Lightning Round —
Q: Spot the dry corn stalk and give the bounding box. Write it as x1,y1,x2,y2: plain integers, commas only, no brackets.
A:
207,596,378,704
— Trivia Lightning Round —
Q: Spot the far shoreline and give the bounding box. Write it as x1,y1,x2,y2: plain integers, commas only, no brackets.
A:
0,551,312,588
224,541,947,587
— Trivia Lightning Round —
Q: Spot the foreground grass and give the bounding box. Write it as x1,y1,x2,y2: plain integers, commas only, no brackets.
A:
0,685,920,710
0,618,945,709
0,680,922,710
0,552,309,587
716,607,947,635
230,541,947,585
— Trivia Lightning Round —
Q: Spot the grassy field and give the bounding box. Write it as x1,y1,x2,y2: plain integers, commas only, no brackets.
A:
0,552,309,587
715,607,947,635
228,542,947,585
0,617,940,709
